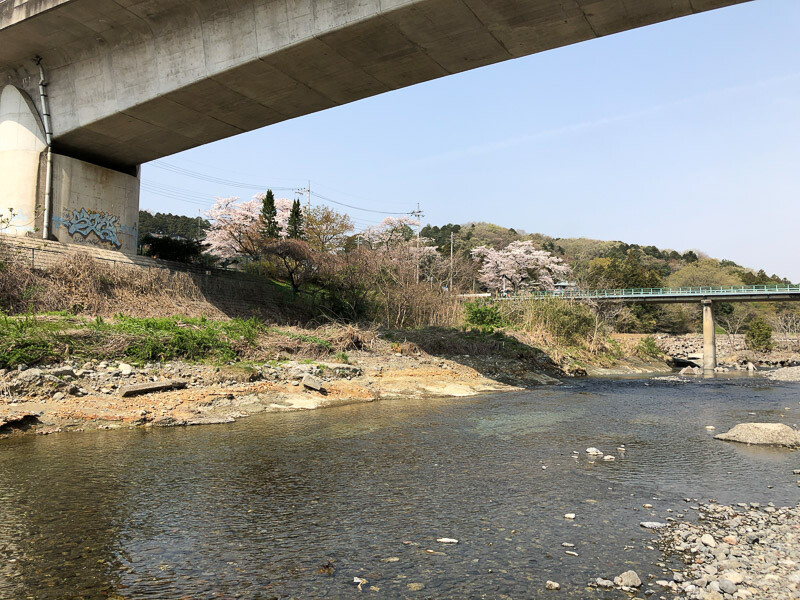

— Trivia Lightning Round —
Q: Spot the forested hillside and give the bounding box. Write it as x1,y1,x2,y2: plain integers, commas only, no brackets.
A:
421,221,797,336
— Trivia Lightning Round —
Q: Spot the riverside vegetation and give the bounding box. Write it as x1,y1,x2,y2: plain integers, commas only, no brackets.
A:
0,240,671,435
2,198,798,433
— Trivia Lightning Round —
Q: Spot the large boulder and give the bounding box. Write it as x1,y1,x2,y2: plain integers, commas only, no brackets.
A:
714,423,800,447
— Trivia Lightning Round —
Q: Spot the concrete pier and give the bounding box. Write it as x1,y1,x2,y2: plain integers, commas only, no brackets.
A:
0,85,45,236
0,84,140,254
702,300,717,371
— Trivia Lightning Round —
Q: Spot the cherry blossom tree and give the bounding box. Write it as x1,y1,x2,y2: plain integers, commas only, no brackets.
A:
360,216,418,251
472,241,570,293
205,194,291,258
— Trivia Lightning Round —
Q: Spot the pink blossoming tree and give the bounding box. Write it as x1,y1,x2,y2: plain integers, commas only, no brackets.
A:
204,194,292,258
471,241,570,293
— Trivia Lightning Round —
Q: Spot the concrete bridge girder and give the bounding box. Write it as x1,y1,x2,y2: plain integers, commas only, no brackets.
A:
1,0,751,170
0,0,751,255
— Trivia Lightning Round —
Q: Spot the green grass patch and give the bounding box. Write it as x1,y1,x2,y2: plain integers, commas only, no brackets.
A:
0,314,269,368
269,328,333,351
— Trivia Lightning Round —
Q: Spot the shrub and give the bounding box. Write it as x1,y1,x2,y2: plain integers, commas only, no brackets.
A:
498,298,595,347
0,314,55,368
745,317,773,352
635,335,661,359
464,301,506,331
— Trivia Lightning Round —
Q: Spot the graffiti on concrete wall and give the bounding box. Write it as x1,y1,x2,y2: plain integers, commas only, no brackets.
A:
60,208,122,248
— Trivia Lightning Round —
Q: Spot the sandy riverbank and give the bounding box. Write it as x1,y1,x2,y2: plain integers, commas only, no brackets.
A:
0,354,545,436
0,348,676,437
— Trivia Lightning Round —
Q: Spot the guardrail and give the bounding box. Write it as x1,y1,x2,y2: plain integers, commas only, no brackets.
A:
495,284,800,301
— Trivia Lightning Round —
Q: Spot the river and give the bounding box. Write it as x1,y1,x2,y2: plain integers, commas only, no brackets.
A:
1,375,798,598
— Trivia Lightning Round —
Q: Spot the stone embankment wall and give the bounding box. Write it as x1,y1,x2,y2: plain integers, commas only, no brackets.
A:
0,234,283,318
656,334,800,358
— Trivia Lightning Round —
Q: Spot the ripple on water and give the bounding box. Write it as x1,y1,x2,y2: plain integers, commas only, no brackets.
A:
0,377,798,598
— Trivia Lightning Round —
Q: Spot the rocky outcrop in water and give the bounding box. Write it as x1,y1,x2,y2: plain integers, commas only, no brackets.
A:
714,423,800,448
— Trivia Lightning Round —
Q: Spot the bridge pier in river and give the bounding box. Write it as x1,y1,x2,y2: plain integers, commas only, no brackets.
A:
702,300,717,372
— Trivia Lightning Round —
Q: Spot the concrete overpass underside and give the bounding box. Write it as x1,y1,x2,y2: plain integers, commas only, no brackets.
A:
0,0,749,253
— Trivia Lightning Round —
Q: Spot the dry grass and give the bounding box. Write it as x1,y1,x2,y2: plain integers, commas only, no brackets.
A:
0,249,320,323
0,251,224,318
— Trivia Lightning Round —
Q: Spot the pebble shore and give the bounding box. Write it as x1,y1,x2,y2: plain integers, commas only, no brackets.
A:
654,501,800,599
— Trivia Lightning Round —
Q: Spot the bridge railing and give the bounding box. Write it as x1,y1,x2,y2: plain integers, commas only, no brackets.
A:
495,284,800,301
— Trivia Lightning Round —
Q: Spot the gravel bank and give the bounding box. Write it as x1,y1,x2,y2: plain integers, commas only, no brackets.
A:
765,366,800,382
656,502,800,599
0,354,545,436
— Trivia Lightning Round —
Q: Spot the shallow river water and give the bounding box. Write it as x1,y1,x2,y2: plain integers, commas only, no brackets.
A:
1,375,799,599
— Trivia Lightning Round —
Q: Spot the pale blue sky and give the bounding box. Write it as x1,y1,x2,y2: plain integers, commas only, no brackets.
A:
141,0,800,281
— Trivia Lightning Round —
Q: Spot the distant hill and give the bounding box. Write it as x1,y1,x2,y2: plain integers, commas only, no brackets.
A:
138,211,209,245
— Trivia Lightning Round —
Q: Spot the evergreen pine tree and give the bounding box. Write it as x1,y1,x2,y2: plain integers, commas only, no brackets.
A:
287,199,304,239
260,189,280,239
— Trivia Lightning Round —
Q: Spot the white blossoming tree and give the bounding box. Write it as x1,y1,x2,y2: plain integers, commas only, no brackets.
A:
360,216,418,251
204,194,292,258
471,240,570,294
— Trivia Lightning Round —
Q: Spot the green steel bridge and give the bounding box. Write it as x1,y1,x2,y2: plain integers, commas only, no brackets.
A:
496,284,800,304
491,284,800,371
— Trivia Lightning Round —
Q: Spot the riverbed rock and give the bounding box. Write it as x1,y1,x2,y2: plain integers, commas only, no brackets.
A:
49,366,75,377
714,423,800,447
614,570,642,587
16,368,43,382
545,580,560,590
640,522,667,529
317,362,363,378
119,380,188,397
284,362,321,380
585,447,603,456
302,374,325,392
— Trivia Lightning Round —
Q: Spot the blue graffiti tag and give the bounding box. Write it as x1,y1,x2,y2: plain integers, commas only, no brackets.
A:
61,208,122,248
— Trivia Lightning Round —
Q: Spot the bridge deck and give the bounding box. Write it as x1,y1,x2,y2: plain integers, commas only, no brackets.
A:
497,285,800,304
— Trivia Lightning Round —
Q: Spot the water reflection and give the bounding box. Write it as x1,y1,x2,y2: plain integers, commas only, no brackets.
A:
0,377,798,598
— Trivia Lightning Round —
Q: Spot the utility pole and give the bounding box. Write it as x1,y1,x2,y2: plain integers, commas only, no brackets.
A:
449,230,454,291
410,202,423,284
297,181,311,208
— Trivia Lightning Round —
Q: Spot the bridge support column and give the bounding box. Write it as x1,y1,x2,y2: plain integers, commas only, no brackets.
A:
1,84,140,254
702,300,717,372
0,85,46,236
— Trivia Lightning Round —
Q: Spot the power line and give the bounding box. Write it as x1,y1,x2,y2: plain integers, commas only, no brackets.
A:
311,191,413,215
150,160,415,216
158,156,305,183
151,161,296,192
